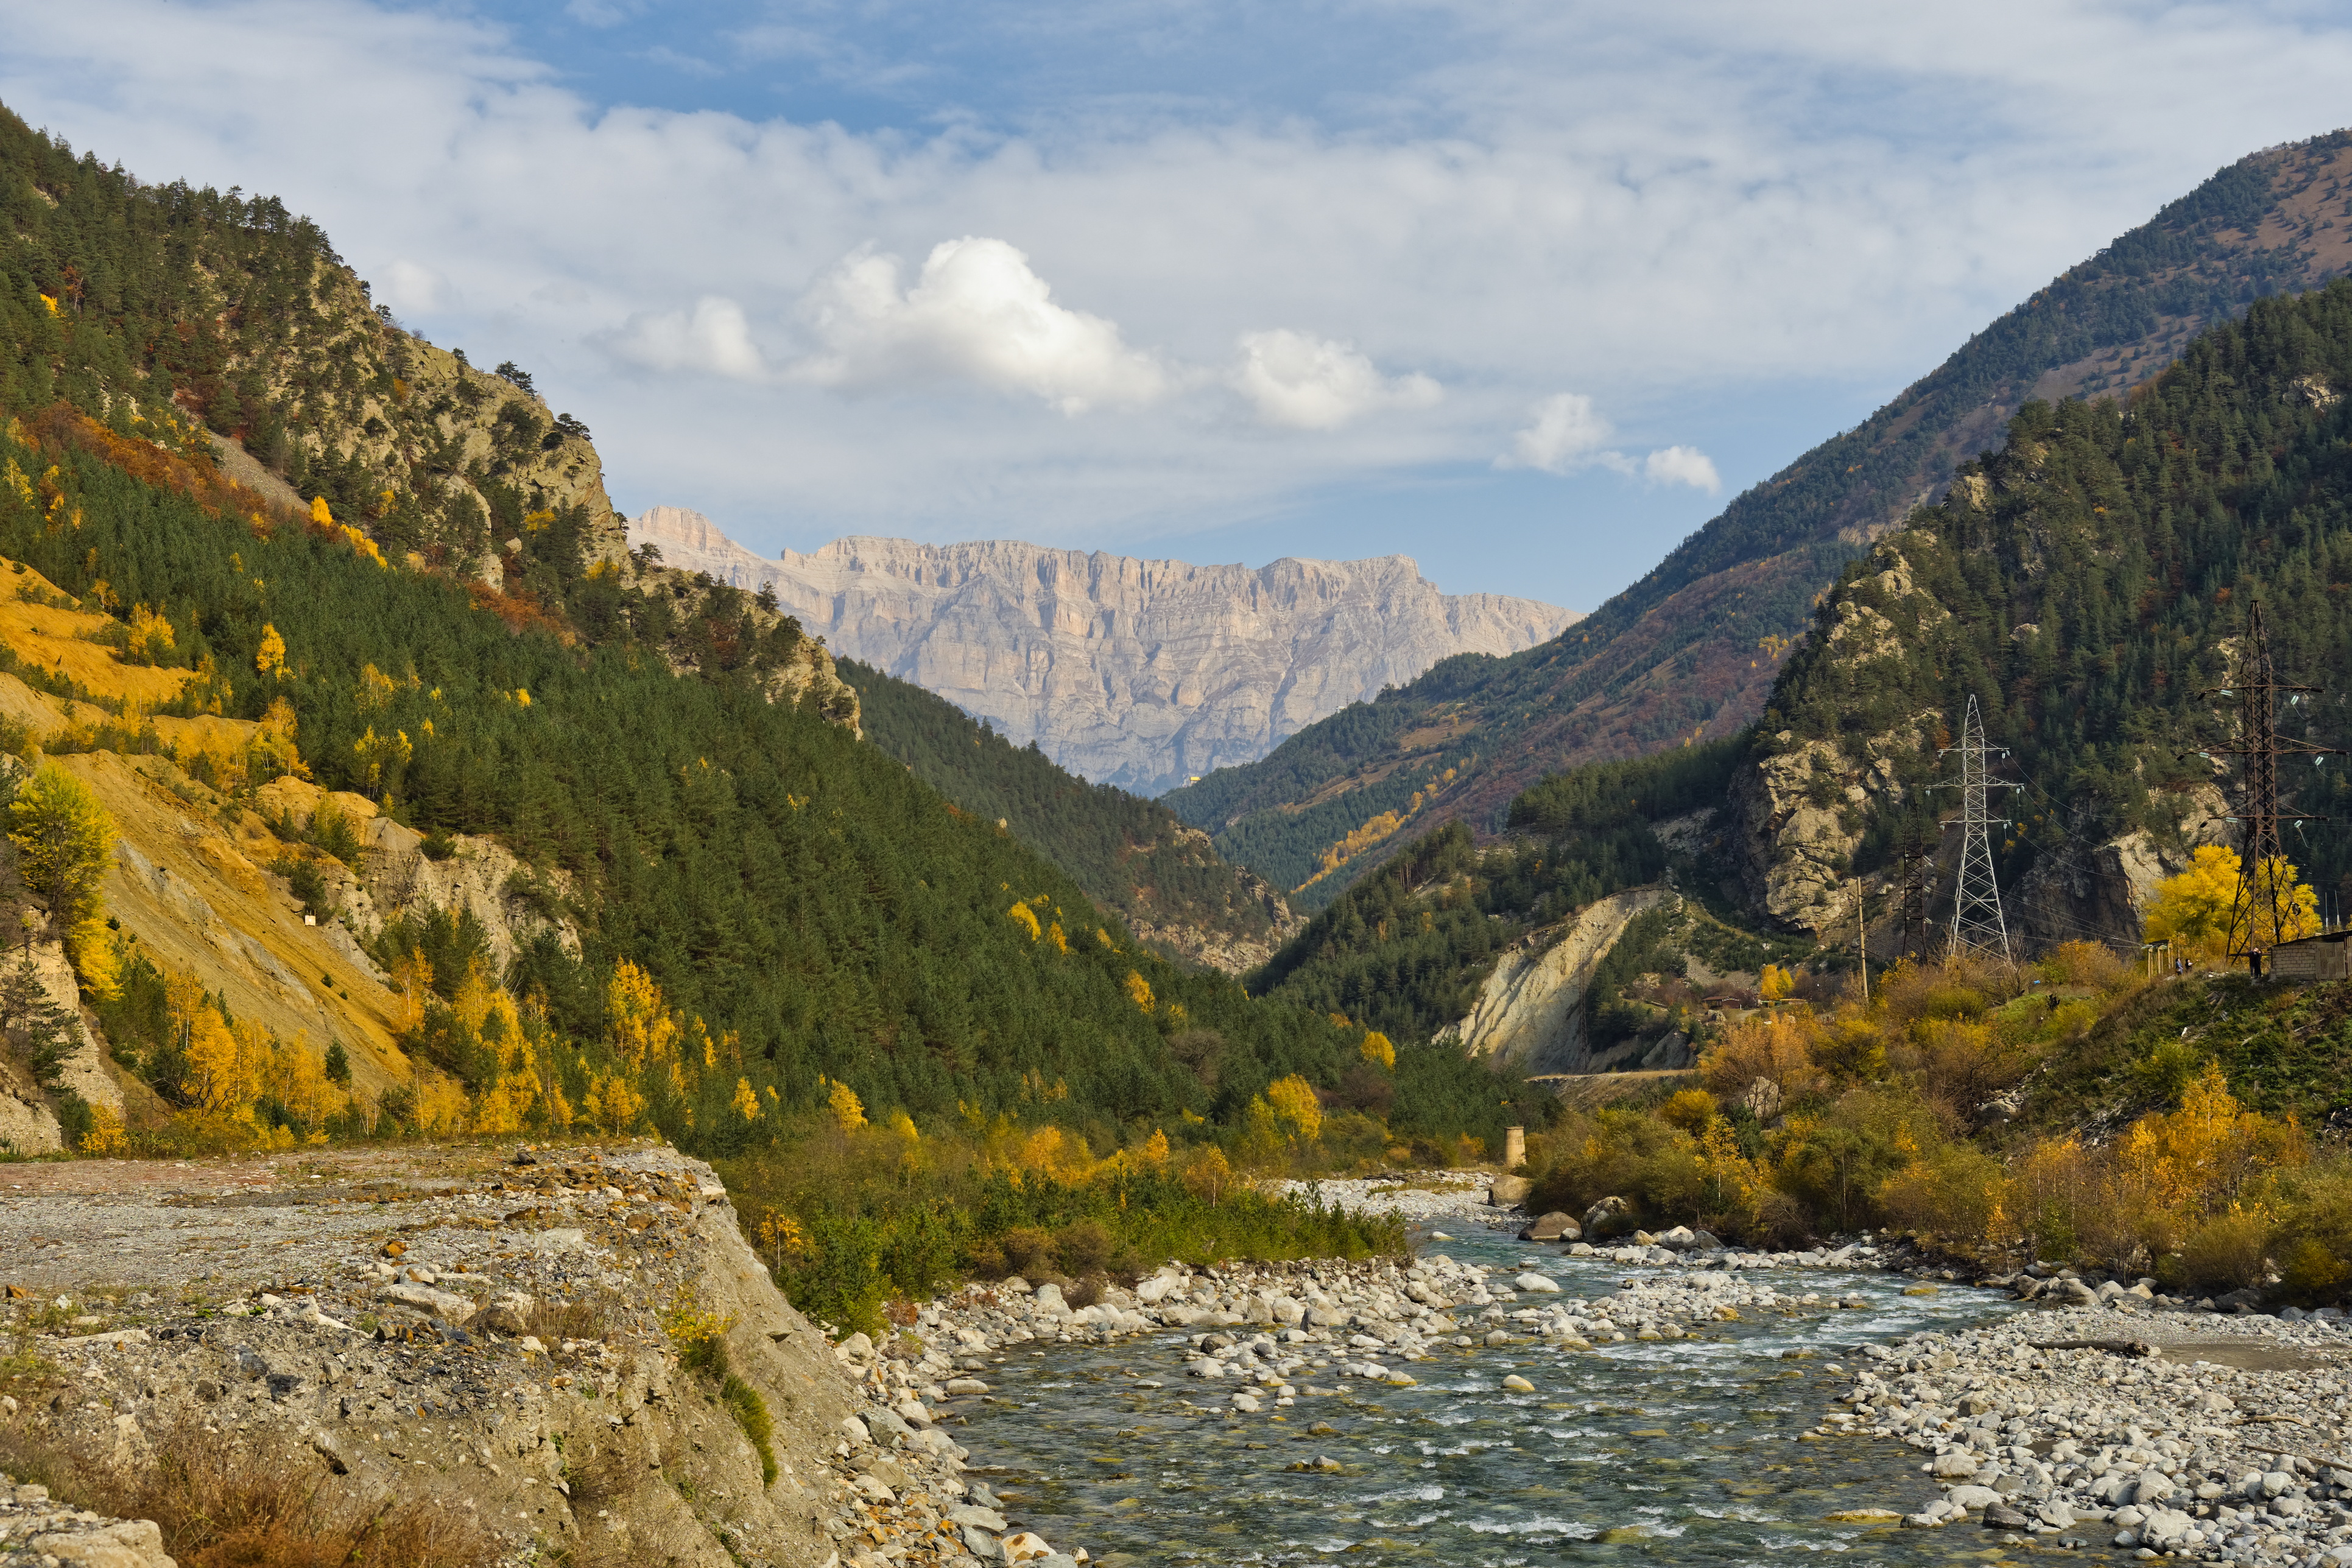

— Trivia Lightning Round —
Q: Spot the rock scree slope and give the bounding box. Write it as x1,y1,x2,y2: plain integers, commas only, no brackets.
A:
628,508,1577,797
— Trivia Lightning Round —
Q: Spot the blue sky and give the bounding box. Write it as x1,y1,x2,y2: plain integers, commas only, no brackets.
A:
9,1,2352,611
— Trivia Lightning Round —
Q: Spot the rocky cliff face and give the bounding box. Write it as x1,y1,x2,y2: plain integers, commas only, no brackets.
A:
1442,888,1674,1075
630,508,1576,796
0,1143,977,1568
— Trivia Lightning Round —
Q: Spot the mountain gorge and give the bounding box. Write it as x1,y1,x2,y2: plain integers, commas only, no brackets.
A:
1167,128,2352,906
628,505,1577,796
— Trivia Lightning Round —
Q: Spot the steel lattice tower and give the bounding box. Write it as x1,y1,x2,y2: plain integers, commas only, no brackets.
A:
2199,602,2339,963
1938,695,2020,960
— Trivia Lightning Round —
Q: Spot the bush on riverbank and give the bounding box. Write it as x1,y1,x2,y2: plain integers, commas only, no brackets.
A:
716,1111,1404,1337
1518,946,2352,1306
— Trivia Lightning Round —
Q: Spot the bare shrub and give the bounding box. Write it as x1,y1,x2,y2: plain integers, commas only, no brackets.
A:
525,1289,618,1344
1055,1220,1112,1275
998,1226,1057,1278
0,1416,497,1568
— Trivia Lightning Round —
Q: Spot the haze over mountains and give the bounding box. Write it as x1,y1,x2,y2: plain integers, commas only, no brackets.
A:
629,505,1576,795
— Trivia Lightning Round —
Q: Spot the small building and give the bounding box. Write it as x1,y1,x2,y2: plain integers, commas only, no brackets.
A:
2267,930,2352,982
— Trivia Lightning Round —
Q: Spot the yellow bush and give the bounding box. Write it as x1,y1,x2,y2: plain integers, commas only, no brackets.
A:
1266,1074,1322,1142
1659,1089,1717,1134
825,1077,867,1134
1359,1030,1395,1069
1699,1011,1827,1103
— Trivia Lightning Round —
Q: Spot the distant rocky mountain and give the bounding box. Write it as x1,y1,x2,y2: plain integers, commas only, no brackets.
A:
627,507,1577,796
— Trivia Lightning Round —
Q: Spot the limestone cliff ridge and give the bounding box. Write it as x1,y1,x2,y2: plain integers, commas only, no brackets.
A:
630,508,1577,796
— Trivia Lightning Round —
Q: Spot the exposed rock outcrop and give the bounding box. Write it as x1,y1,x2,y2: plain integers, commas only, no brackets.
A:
0,1144,893,1568
1442,888,1673,1074
630,508,1576,795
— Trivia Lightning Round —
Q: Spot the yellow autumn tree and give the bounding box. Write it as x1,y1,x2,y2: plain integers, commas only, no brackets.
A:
2143,845,2241,955
1265,1074,1322,1142
607,958,682,1088
10,761,118,991
255,624,287,677
731,1077,762,1122
1359,1030,1396,1069
1124,970,1154,1012
1759,963,1795,1002
1181,1144,1233,1204
825,1077,867,1133
582,1069,646,1134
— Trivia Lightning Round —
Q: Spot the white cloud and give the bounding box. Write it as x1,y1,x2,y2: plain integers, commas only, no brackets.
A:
1643,445,1721,492
9,0,2352,606
607,296,767,380
1504,393,1614,473
1502,395,1718,491
1230,329,1441,431
793,237,1165,415
380,259,448,315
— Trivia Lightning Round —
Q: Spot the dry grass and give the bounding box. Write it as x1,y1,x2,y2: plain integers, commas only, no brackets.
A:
0,1415,497,1568
525,1288,619,1344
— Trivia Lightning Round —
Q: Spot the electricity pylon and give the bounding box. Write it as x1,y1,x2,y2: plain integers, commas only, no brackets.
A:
2195,601,2340,965
1934,695,2020,961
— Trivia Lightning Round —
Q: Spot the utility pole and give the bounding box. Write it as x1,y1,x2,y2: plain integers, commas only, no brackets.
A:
1935,694,2021,962
1857,890,1868,1002
1896,831,1931,962
2194,601,2340,970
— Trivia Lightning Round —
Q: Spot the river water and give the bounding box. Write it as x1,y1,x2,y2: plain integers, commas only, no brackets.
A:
952,1220,2040,1567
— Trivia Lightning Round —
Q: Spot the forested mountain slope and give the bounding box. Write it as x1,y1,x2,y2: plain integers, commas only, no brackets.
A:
0,102,1527,1189
843,657,1300,972
1169,128,2352,906
1252,276,2352,1071
1730,277,2352,950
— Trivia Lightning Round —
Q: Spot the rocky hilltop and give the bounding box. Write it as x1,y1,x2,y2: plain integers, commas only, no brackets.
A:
630,508,1576,796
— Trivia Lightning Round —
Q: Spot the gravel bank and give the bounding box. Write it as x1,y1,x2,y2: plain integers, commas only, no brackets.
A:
1826,1299,2352,1563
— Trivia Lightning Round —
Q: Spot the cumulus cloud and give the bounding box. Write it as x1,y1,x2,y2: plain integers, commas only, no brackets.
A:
12,0,2352,605
793,237,1165,414
1502,394,1719,491
1504,393,1616,473
1643,445,1721,492
1230,329,1442,431
607,296,766,380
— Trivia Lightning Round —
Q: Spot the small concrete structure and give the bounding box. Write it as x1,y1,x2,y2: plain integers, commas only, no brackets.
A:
2267,930,2351,982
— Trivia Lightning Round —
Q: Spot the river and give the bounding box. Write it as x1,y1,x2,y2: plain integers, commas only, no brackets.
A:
951,1215,2041,1566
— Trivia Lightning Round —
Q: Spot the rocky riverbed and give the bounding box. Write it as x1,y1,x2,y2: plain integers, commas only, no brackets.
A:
1835,1304,2352,1564
825,1174,2350,1566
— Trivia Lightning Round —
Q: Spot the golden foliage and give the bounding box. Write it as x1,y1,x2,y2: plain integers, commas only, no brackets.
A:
825,1076,867,1133
731,1076,763,1122
1265,1074,1322,1142
1124,970,1154,1013
1359,1030,1396,1069
1007,901,1041,941
1698,1010,1827,1103
255,622,286,677
1759,963,1795,1002
79,1103,126,1155
1181,1144,1233,1204
607,958,681,1075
